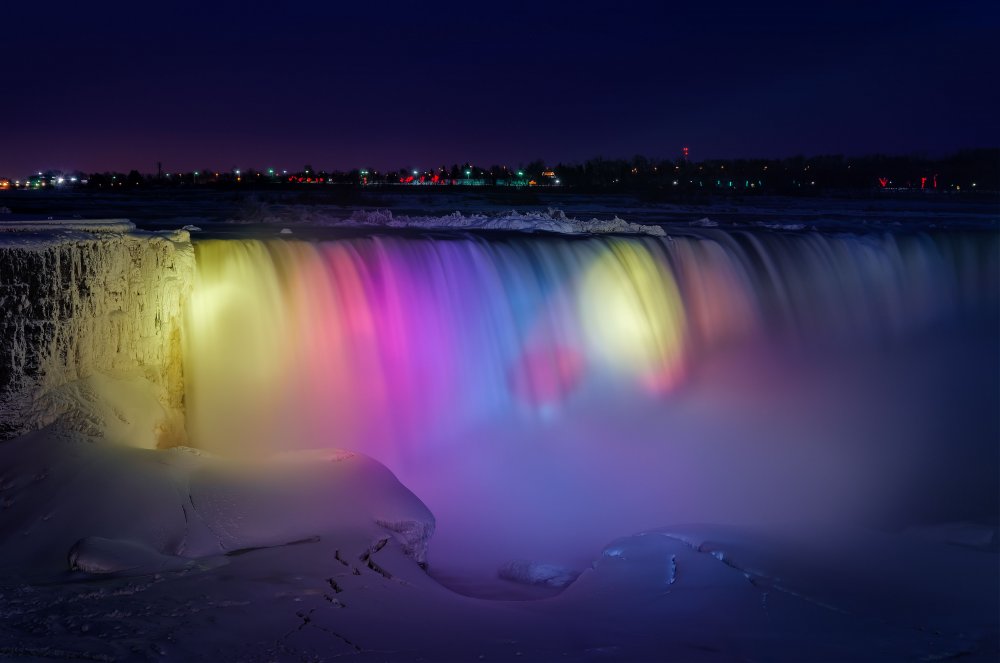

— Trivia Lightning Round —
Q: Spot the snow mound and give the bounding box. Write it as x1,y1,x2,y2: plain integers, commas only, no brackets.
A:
0,430,435,575
498,560,580,588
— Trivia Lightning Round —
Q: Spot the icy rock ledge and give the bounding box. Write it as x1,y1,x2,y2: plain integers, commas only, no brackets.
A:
0,222,194,444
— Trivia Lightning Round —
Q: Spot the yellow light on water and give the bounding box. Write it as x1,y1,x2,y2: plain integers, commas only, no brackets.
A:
579,240,687,393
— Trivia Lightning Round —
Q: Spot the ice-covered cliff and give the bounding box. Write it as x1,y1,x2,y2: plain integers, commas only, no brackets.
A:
0,220,194,446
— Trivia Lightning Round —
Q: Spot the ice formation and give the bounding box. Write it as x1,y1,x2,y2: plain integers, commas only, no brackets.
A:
239,207,668,236
0,222,193,444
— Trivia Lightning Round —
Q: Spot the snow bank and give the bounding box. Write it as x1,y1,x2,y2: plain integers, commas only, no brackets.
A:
0,430,435,576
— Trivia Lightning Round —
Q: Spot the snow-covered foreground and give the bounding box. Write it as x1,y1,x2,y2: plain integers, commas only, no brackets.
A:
0,436,996,662
0,361,997,661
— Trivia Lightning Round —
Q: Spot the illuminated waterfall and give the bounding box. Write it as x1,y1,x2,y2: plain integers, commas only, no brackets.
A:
183,230,998,460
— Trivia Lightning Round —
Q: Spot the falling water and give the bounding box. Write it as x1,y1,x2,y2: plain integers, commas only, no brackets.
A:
184,229,996,459
183,229,998,578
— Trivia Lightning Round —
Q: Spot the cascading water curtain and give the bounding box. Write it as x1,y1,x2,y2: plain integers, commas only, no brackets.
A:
183,231,998,461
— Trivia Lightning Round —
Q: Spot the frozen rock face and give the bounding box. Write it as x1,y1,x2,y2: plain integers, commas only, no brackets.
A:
0,221,194,446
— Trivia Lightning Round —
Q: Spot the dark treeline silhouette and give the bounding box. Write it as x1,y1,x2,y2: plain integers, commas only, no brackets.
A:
5,149,997,196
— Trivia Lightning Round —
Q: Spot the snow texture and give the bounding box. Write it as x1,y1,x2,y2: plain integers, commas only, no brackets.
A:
0,428,435,577
238,207,667,236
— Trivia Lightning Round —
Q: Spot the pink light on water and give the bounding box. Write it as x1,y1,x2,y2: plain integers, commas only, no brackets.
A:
183,231,995,462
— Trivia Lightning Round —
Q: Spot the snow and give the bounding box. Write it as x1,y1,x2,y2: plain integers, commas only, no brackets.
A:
0,429,434,577
498,560,580,588
0,218,135,235
689,217,718,227
1,449,994,661
240,207,667,236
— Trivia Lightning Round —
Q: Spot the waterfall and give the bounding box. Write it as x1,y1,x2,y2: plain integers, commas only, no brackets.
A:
182,229,998,462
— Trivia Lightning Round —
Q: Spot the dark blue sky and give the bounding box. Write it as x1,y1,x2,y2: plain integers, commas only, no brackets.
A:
1,0,997,175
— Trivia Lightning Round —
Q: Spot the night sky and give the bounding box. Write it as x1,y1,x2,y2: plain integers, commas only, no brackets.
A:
1,0,997,176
